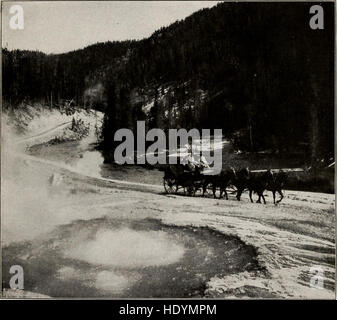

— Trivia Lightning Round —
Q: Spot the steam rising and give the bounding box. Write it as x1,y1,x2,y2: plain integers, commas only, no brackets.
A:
1,115,100,245
64,228,185,267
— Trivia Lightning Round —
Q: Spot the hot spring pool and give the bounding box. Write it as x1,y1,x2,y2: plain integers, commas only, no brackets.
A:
3,218,259,297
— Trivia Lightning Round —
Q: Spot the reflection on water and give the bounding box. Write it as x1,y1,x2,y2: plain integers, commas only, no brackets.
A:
2,218,259,298
64,228,185,267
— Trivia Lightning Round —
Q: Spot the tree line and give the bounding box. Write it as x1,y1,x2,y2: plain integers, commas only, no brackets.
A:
2,2,334,163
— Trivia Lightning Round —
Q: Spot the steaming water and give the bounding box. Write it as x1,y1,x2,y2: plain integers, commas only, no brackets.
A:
64,228,185,267
95,270,141,293
2,218,258,298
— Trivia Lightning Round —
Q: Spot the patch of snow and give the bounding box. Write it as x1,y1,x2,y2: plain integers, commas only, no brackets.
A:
142,101,154,115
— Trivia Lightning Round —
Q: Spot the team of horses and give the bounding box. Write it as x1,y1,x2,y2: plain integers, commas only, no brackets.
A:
163,165,287,204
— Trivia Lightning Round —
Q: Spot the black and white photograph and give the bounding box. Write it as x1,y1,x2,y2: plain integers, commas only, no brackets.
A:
1,0,336,301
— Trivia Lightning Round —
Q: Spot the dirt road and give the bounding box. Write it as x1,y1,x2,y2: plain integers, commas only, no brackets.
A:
16,121,72,144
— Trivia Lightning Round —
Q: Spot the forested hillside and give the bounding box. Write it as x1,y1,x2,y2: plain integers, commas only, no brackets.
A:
2,41,136,109
2,2,334,163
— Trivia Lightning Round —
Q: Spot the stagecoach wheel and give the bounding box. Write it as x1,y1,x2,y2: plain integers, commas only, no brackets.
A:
163,178,177,194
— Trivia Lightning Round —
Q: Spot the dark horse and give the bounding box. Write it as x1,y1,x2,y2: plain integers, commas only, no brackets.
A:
232,168,274,204
267,170,287,204
202,167,236,199
232,167,250,201
247,169,274,204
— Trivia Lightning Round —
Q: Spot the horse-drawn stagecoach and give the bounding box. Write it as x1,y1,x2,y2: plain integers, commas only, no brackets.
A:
163,164,205,196
163,163,288,204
